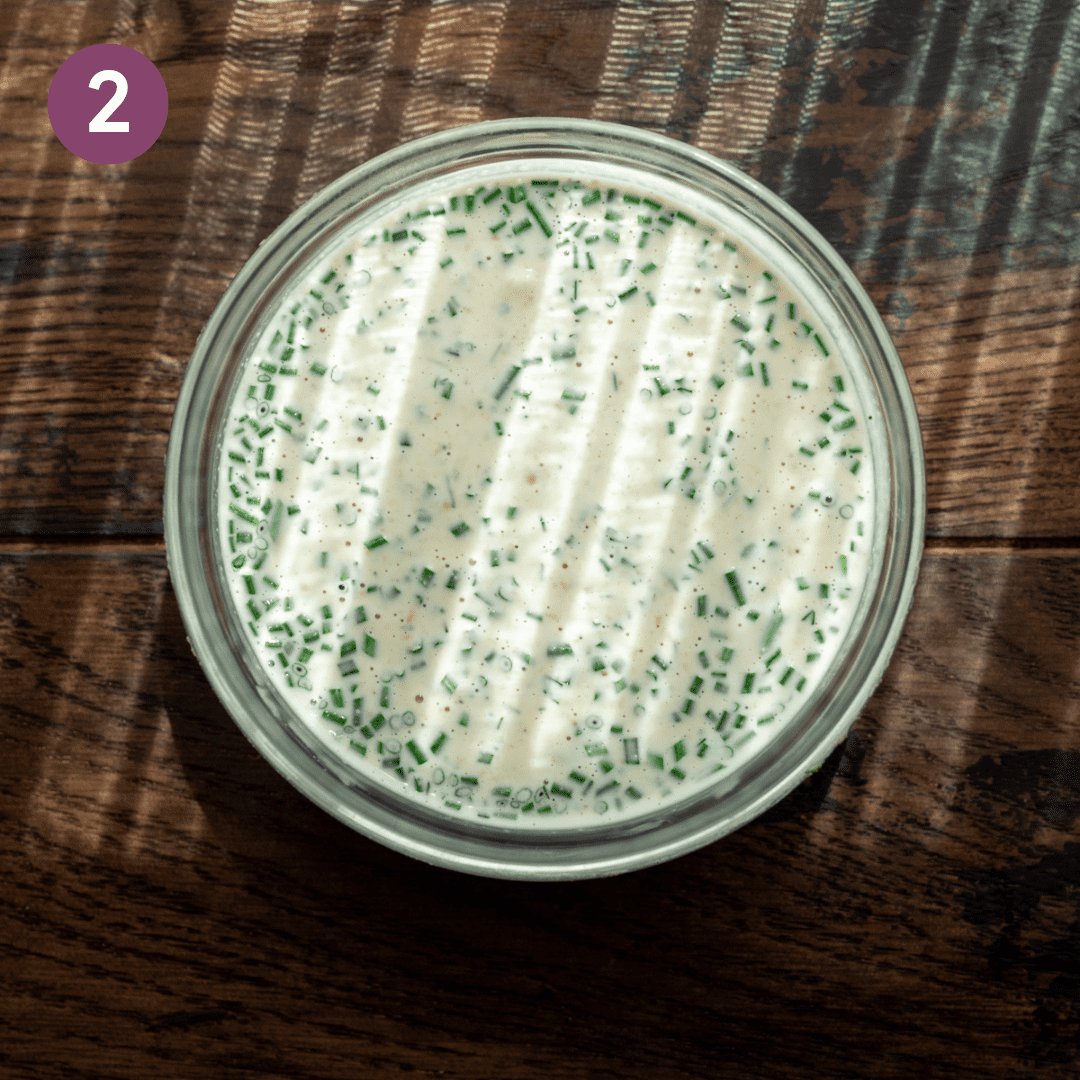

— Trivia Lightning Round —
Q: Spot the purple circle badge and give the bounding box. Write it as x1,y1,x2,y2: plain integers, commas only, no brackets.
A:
48,44,168,165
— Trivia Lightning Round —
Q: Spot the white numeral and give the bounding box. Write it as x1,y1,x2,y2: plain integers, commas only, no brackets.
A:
88,69,129,133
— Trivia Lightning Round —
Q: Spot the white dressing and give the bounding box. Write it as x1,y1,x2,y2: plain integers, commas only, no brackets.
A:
218,172,874,825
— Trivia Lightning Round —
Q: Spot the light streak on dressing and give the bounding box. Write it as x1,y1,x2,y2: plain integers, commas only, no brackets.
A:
219,176,874,824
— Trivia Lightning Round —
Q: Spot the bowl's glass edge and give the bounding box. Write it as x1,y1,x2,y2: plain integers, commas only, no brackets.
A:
164,117,926,881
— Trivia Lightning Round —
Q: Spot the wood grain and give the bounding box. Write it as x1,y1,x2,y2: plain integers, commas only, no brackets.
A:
2,0,1080,535
4,0,1080,1077
2,551,1080,1078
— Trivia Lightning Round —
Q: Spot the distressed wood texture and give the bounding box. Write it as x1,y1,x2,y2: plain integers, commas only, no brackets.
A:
2,0,1080,536
3,551,1080,1079
3,1,1080,1078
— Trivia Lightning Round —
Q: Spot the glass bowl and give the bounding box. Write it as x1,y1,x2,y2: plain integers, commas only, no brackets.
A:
164,117,924,880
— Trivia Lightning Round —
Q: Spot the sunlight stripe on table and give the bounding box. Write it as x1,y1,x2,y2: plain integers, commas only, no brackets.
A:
590,0,699,129
398,0,510,142
771,0,843,203
147,0,313,362
24,561,206,862
693,0,798,162
123,706,208,862
293,1,406,205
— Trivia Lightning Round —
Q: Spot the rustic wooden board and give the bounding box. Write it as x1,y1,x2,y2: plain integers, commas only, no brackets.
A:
2,0,1080,536
4,1,1080,1077
2,550,1079,1078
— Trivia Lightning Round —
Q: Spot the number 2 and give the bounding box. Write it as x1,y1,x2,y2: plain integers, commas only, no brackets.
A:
88,69,129,133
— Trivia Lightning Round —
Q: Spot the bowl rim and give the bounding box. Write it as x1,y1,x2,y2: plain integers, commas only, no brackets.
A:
164,116,926,880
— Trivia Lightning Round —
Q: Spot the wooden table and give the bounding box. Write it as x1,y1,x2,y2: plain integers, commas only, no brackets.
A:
3,2,1079,1076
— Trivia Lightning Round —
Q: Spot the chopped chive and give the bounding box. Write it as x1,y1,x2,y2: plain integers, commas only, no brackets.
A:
725,570,745,607
525,200,553,237
494,366,521,400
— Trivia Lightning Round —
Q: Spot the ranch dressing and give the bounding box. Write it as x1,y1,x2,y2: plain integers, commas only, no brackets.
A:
219,169,874,825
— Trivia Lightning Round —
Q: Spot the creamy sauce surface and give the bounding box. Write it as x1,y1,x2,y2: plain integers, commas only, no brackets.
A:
218,170,874,825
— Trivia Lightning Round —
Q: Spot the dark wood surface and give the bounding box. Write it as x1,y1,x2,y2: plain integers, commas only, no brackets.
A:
3,2,1080,1077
